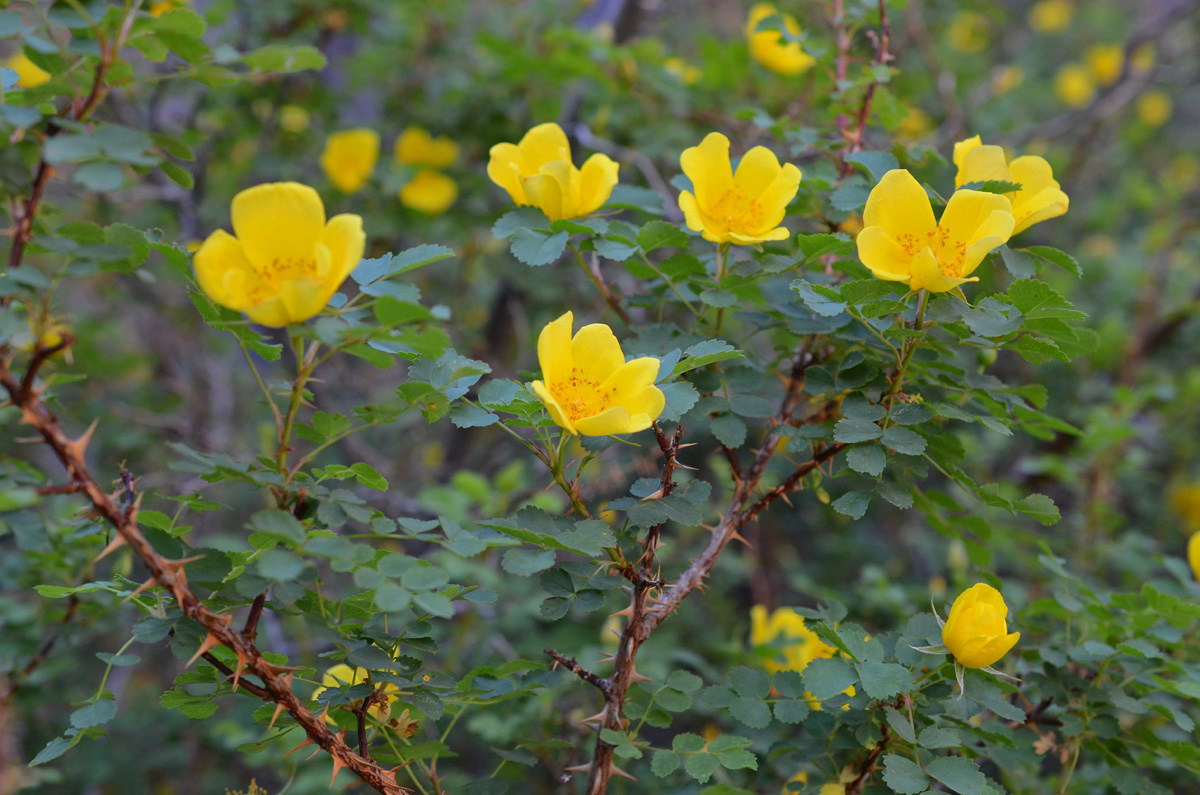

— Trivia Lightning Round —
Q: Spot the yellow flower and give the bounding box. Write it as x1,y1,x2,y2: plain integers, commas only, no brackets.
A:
3,51,51,88
896,107,932,141
857,169,1014,293
530,312,665,437
947,12,989,54
1131,44,1155,74
751,606,854,708
1085,44,1124,86
1189,533,1200,582
1028,0,1072,33
745,3,815,76
312,664,398,722
1054,64,1095,108
488,123,619,222
664,56,701,85
148,0,187,17
991,65,1024,96
394,126,459,169
279,105,311,134
1171,483,1200,532
194,182,365,327
942,583,1020,669
953,135,1069,234
678,132,801,246
319,129,379,193
400,170,459,215
1136,91,1172,127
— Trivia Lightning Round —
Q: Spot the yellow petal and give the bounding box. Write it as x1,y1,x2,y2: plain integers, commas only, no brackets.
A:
952,135,982,170
678,191,709,236
319,213,367,289
394,126,459,168
578,153,619,215
733,146,783,196
242,296,293,327
517,122,571,172
962,209,1015,277
399,170,459,215
319,129,379,194
1188,532,1200,581
856,227,914,282
1008,156,1068,233
5,51,51,88
487,142,528,205
681,132,734,211
573,406,635,436
277,278,329,324
531,379,578,435
940,190,1014,277
909,247,977,293
863,170,937,246
729,228,790,245
571,323,625,384
522,167,568,222
194,229,258,308
966,631,1020,669
602,357,663,411
750,605,771,645
743,162,802,239
537,311,574,386
955,144,1011,189
231,182,326,270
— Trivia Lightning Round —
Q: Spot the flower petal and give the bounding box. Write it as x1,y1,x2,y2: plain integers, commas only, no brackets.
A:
400,170,459,216
537,311,574,386
242,296,292,327
863,170,937,245
601,357,663,408
319,129,379,194
319,213,367,289
678,191,711,236
962,210,1016,277
952,135,982,170
578,153,619,215
194,229,258,308
733,146,783,197
231,182,326,270
487,143,528,205
956,144,1011,189
681,132,734,210
856,226,914,282
277,278,329,325
518,123,571,172
522,171,566,222
572,406,635,436
1008,155,1068,233
940,189,1013,247
745,162,803,236
531,380,578,435
571,323,625,384
910,247,977,293
1188,532,1200,581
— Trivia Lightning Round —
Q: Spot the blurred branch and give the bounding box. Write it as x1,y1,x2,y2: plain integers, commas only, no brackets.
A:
0,596,79,704
838,0,893,177
572,123,685,224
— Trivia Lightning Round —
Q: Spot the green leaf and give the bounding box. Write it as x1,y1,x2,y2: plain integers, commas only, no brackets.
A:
918,727,962,748
30,735,76,766
710,414,747,448
796,233,853,260
374,583,411,612
961,179,1022,194
773,699,809,724
685,752,721,783
160,688,217,719
1022,245,1081,277
882,754,930,795
651,750,681,777
511,228,568,266
256,549,305,582
792,279,846,316
73,161,124,192
248,510,305,547
832,490,872,519
391,243,456,275
1016,493,1060,525
881,426,926,455
854,661,911,699
500,548,556,576
666,671,704,693
70,700,116,729
845,150,900,181
413,591,455,618
672,733,707,753
847,444,885,477
926,757,987,795
802,657,858,699
884,706,916,743
492,207,549,239
243,44,327,73
834,417,881,443
449,403,498,428
730,666,771,699
637,220,689,251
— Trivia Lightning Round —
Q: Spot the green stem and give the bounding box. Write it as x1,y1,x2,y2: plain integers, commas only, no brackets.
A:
884,290,929,402
549,430,591,518
714,242,730,335
93,636,137,701
276,333,316,479
638,253,700,316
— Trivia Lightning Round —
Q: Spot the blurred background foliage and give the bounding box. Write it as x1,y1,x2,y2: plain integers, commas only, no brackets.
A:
1,0,1198,793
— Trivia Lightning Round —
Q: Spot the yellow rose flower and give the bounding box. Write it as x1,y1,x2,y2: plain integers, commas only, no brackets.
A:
751,606,854,709
1085,44,1124,86
745,3,815,76
1136,91,1172,127
896,107,932,141
664,56,702,85
857,169,1014,293
394,126,459,169
1054,64,1095,108
3,51,51,89
677,132,801,246
312,663,398,722
487,122,619,222
1028,0,1072,33
1189,533,1200,582
1171,483,1200,532
991,65,1024,96
530,312,665,437
319,129,380,194
953,135,1069,235
193,182,365,327
400,170,459,216
946,12,988,54
148,0,187,17
942,583,1020,669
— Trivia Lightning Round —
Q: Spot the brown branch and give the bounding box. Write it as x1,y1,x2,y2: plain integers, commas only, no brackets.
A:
0,365,410,795
845,723,889,794
0,596,78,704
201,652,270,701
545,648,610,694
836,0,893,178
242,592,267,643
587,250,634,327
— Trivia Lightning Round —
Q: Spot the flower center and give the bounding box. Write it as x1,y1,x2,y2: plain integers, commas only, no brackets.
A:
549,367,612,421
898,227,968,278
255,256,321,291
707,186,765,234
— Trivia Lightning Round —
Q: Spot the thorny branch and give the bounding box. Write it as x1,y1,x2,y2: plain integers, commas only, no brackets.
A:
836,0,893,178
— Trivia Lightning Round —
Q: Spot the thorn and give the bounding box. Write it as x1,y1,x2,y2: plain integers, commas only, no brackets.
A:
267,701,287,730
338,777,366,790
595,654,616,665
185,632,222,668
231,647,249,692
124,576,159,600
610,763,637,781
563,764,591,772
628,670,653,684
263,661,303,675
609,605,633,618
675,442,699,450
329,752,348,788
608,628,623,639
729,531,752,548
640,488,665,501
65,418,99,461
95,533,128,562
285,735,316,757
580,710,606,726
674,461,699,471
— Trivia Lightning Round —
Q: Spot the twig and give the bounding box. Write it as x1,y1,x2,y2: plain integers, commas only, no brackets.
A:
201,652,270,700
0,596,79,704
545,648,610,694
837,0,893,177
845,723,889,794
242,592,267,643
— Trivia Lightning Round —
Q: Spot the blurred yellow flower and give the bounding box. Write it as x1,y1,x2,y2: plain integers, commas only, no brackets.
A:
312,663,398,722
841,214,863,237
745,3,815,76
278,105,310,134
857,169,1014,293
1171,483,1200,532
991,65,1024,96
664,56,701,85
946,12,988,54
1189,533,1200,581
896,107,932,141
488,122,619,221
1136,91,1172,127
319,129,380,193
194,182,365,327
1085,44,1124,86
1028,0,1072,33
395,126,459,169
942,583,1019,669
149,0,188,17
1054,64,1095,108
1131,44,1155,74
751,606,854,709
3,51,51,88
678,132,801,246
400,170,459,215
531,312,664,436
954,135,1069,234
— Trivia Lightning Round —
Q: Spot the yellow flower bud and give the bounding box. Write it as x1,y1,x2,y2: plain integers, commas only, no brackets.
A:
1028,0,1072,34
946,12,989,54
395,126,459,169
487,123,619,222
1136,91,1172,127
1085,44,1123,86
530,312,665,436
942,583,1020,669
1054,64,1095,108
279,105,311,134
677,132,802,246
